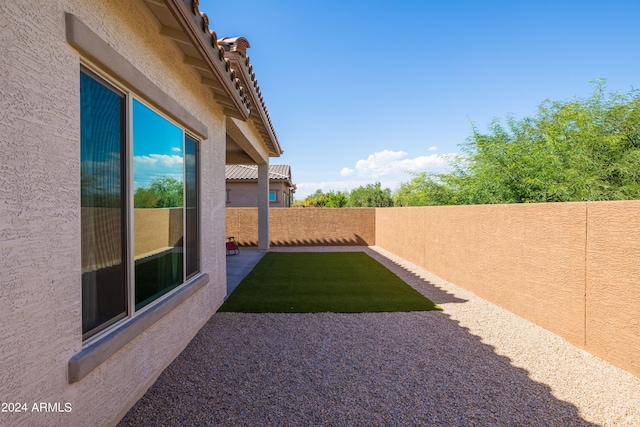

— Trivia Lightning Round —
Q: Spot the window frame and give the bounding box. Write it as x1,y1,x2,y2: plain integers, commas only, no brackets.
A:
79,66,129,340
184,133,201,280
80,63,203,347
67,14,210,383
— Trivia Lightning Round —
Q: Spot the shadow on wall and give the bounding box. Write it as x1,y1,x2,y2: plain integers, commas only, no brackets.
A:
238,234,370,247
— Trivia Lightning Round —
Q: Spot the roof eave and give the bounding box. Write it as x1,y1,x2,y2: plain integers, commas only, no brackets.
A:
163,0,250,120
222,51,282,157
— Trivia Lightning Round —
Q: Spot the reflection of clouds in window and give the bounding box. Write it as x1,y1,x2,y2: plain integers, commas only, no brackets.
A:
81,152,121,197
133,153,184,189
132,100,184,190
81,152,120,171
184,153,196,167
131,100,186,309
134,153,183,167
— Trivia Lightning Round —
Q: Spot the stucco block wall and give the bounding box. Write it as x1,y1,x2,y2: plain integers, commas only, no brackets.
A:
226,207,260,245
1,1,227,426
375,202,640,378
133,208,184,257
585,201,640,376
227,208,376,246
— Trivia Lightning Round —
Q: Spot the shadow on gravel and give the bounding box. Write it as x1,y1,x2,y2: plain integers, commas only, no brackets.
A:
119,311,599,427
365,249,468,305
119,249,597,426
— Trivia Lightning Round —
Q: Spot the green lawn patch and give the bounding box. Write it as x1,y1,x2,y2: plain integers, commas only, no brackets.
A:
219,252,442,313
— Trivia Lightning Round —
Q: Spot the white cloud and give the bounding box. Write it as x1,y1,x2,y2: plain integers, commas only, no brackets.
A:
133,154,184,188
134,153,184,168
428,146,438,151
340,167,355,176
295,149,457,200
346,149,453,178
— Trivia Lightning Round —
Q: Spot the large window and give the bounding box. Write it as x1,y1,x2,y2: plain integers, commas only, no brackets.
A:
80,67,200,340
80,69,127,338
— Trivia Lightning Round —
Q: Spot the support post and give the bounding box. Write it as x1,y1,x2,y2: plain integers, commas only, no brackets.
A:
257,163,270,251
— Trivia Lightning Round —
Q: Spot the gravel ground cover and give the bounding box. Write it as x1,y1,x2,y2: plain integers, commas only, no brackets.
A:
119,246,640,427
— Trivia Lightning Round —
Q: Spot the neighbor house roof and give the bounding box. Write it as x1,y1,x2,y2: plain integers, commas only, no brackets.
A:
226,165,294,187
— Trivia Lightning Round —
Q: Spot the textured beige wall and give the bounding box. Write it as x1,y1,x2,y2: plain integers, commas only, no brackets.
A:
226,207,260,244
134,209,171,256
376,202,640,378
133,208,184,256
81,208,123,271
227,208,376,246
1,1,227,426
585,201,640,377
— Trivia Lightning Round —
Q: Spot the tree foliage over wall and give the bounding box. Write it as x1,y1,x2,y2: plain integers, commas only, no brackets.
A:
298,182,393,207
348,182,393,207
395,82,640,206
297,83,640,207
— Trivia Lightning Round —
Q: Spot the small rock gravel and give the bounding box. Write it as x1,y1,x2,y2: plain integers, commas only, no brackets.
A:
118,246,640,427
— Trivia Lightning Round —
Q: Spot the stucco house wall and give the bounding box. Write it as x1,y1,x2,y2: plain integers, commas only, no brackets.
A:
226,181,293,207
1,1,229,425
225,164,295,208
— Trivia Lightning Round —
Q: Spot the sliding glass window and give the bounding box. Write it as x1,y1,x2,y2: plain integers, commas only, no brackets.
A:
80,68,200,340
185,135,200,279
80,69,127,339
132,100,184,310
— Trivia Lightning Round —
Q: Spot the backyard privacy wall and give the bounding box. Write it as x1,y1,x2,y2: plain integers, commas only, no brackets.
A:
227,202,639,378
226,208,376,246
375,201,640,378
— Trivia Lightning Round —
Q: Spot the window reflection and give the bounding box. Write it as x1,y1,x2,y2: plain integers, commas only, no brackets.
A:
185,135,199,278
132,100,184,309
80,69,127,338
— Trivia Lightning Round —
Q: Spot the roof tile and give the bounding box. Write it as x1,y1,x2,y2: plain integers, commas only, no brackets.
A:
226,164,292,182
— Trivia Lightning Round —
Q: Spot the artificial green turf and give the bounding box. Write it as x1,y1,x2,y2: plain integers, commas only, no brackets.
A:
219,252,442,313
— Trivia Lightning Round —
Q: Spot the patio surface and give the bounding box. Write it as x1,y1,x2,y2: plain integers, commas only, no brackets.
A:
225,246,265,297
119,246,640,426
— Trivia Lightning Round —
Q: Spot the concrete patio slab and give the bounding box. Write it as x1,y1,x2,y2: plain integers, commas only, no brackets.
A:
225,247,266,298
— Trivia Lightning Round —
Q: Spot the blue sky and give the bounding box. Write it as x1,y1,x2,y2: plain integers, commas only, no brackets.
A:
200,0,640,199
133,100,184,189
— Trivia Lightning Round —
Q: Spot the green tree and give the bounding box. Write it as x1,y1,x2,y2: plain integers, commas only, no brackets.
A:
301,189,348,207
301,189,325,207
134,176,183,208
395,81,640,205
324,190,349,207
457,82,640,203
151,176,183,207
133,187,158,208
393,172,455,206
347,182,393,207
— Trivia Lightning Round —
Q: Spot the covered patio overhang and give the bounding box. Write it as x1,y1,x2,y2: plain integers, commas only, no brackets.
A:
140,0,282,251
220,35,282,251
